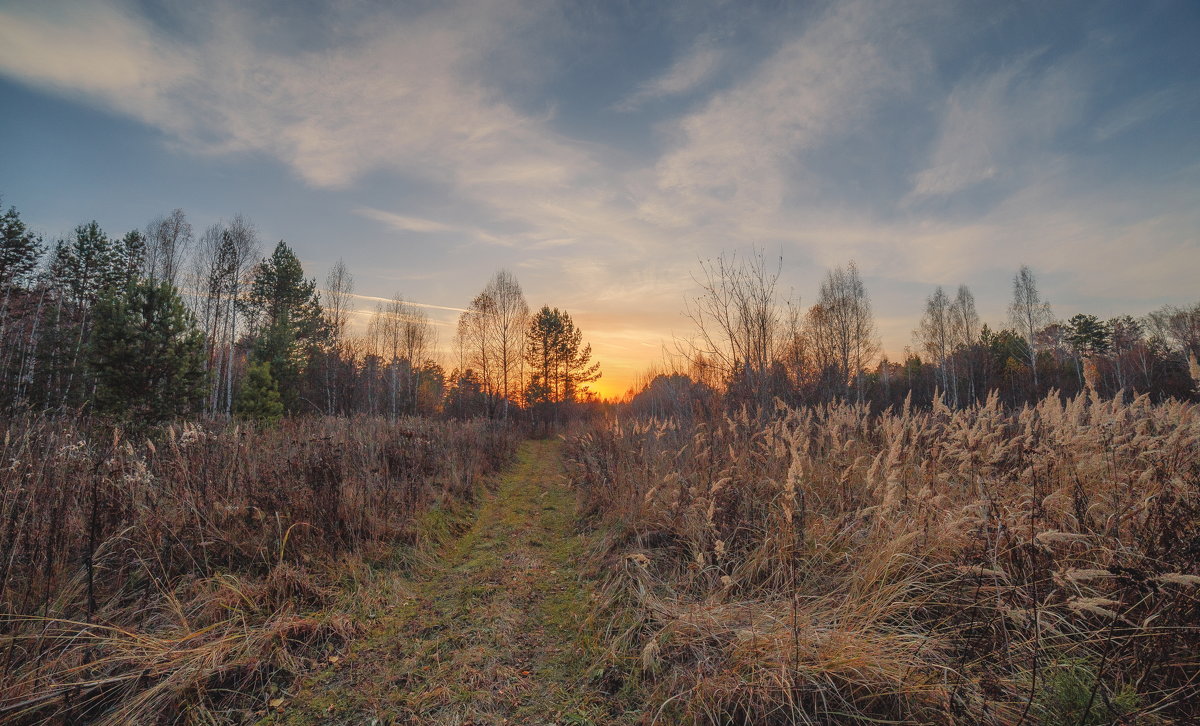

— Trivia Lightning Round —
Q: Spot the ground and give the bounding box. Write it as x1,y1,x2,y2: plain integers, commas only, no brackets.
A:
270,439,640,726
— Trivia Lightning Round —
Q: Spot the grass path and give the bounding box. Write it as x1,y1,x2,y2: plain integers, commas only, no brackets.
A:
274,439,637,725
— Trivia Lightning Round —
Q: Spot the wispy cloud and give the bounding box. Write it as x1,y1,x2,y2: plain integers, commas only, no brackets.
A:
0,0,581,191
355,206,515,247
0,3,190,124
615,42,725,111
354,208,457,234
345,292,470,315
908,53,1081,199
1092,89,1176,142
645,2,923,227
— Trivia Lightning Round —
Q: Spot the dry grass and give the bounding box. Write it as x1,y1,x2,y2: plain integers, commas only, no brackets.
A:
567,391,1200,724
0,415,520,724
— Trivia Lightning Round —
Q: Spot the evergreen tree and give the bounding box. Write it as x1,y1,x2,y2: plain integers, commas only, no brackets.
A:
524,306,601,405
0,204,43,288
239,241,326,411
250,312,301,411
241,240,324,337
56,221,116,306
109,229,146,290
235,360,284,425
89,280,208,423
1066,314,1110,357
525,305,565,407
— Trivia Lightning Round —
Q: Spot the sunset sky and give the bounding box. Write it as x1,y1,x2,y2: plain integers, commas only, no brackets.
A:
1,0,1198,399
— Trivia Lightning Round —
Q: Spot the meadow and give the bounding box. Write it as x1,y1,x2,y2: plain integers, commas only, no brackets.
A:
0,416,519,723
568,391,1200,724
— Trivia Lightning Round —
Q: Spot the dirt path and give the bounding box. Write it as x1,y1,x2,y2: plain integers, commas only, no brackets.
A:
276,439,636,726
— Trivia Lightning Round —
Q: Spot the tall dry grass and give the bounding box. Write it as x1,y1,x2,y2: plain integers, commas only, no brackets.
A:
568,391,1200,724
0,415,520,724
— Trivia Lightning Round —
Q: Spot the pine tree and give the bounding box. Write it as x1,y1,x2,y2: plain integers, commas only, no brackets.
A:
109,229,146,290
1066,314,1110,357
0,204,43,289
523,306,601,405
250,313,301,411
0,203,45,408
89,280,208,423
57,221,116,306
235,360,284,425
239,241,326,411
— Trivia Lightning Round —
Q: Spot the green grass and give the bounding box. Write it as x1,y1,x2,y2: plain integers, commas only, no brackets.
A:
266,440,641,725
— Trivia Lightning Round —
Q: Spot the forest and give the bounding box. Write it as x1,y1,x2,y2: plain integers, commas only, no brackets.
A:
2,204,1197,424
0,201,1198,724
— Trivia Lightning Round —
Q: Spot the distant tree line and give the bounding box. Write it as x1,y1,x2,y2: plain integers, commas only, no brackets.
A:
0,199,603,425
636,250,1200,417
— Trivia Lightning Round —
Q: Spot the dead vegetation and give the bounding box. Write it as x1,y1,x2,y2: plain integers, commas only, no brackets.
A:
277,439,628,725
567,391,1200,724
0,415,520,724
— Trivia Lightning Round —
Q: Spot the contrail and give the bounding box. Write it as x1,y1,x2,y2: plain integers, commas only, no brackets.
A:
329,291,471,314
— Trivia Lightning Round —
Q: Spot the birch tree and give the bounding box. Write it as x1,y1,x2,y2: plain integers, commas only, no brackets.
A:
192,216,258,416
144,209,192,287
807,261,879,401
915,286,954,404
950,285,980,404
1008,265,1053,390
481,270,528,418
683,249,782,410
321,259,354,414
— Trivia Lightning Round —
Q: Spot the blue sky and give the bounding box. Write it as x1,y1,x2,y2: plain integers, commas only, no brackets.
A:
1,0,1198,396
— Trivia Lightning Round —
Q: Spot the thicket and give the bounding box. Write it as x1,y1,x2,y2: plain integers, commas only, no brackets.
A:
568,392,1200,724
0,415,520,723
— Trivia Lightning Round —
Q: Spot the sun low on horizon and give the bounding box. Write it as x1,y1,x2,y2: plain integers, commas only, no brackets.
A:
1,0,1198,400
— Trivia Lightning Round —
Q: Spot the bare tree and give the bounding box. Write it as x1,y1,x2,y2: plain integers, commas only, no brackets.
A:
321,259,354,413
807,261,879,401
1008,265,1053,390
683,249,782,410
144,209,193,288
1146,302,1200,361
482,270,528,418
457,291,497,414
368,293,436,419
191,215,258,416
779,303,815,397
950,284,980,405
915,286,954,404
452,272,529,418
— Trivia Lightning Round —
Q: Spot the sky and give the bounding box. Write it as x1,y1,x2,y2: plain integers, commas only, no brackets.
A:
1,0,1198,399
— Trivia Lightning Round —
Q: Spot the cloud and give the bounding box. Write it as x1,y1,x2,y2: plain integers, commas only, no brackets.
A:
0,2,191,125
909,53,1082,199
354,208,457,234
1092,89,1176,142
615,42,725,111
645,2,922,227
0,0,583,190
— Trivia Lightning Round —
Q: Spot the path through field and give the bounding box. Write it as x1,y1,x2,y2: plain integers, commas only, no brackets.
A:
276,439,638,725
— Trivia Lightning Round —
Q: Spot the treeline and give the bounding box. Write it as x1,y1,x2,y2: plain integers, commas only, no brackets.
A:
634,251,1200,417
0,200,602,424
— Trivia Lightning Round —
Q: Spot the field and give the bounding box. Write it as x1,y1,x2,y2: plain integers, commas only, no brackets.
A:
0,416,519,723
0,392,1197,725
569,392,1200,724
